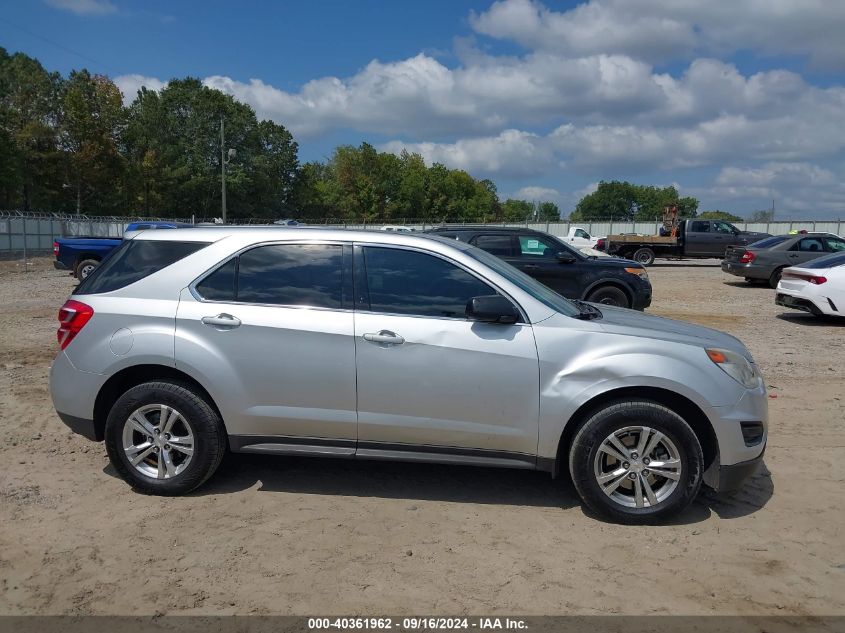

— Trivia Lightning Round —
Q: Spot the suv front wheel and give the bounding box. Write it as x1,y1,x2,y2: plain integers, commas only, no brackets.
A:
104,381,226,495
568,400,703,523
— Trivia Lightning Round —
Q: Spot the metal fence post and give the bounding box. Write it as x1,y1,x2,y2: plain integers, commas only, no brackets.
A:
22,216,27,272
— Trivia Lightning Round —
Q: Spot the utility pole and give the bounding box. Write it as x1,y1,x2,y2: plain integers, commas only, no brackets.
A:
220,116,237,224
220,117,227,224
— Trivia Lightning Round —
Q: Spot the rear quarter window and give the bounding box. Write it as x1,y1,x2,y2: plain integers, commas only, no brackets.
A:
74,240,208,295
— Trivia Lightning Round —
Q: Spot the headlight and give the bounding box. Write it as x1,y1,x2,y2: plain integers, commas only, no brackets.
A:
624,267,648,280
705,348,760,389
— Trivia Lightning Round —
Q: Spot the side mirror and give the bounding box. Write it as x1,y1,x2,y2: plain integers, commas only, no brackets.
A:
557,251,577,264
466,295,519,325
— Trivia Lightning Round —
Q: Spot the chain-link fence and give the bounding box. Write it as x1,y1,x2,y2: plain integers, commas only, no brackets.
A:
1,210,842,259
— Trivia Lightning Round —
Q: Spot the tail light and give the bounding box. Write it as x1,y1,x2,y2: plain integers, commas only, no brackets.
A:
57,300,94,350
53,241,60,257
739,250,756,264
596,238,606,251
783,272,827,285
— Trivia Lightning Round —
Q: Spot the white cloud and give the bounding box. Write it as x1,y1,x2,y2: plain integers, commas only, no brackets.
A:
380,130,551,177
113,74,167,105
512,186,560,201
470,0,845,68
45,0,116,15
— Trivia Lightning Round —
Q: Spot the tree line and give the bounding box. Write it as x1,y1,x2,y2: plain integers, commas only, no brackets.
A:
2,48,719,223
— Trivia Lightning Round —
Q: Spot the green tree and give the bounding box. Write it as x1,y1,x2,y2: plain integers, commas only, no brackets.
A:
538,201,560,221
501,199,533,221
573,181,699,221
0,48,64,210
60,69,126,213
698,210,743,221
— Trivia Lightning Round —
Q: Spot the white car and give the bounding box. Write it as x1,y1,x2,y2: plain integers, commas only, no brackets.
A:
775,251,845,318
380,225,413,232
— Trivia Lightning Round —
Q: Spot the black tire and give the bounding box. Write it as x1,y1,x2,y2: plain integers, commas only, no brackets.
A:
768,267,785,289
568,400,704,524
585,285,630,308
631,248,655,266
104,381,226,495
76,258,100,280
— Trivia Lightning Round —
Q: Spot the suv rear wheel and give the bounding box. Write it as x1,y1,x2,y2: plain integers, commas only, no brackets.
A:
104,381,226,495
568,400,703,523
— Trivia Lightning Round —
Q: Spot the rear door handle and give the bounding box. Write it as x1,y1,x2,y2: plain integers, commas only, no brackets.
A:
201,313,241,328
522,264,540,271
363,331,405,345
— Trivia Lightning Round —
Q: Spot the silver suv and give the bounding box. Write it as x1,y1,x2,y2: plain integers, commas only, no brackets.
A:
50,227,767,523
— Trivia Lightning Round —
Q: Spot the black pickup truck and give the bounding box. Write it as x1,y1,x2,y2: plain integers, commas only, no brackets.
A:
598,219,770,265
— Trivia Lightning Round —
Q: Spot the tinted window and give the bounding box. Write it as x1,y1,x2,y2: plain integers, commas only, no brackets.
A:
714,221,735,234
472,234,514,256
463,246,579,317
362,247,497,318
195,258,237,301
75,240,207,295
803,252,845,268
518,234,559,258
824,237,845,252
750,235,790,248
796,238,824,252
690,221,710,232
237,244,343,308
574,229,590,239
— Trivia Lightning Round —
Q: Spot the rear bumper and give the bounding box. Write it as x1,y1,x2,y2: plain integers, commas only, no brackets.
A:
713,447,765,492
56,411,102,441
720,261,770,279
53,260,69,270
776,292,830,316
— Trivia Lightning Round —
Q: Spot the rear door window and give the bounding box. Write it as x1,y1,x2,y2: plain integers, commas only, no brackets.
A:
689,221,710,232
74,240,208,295
236,244,344,308
795,238,825,252
470,234,515,256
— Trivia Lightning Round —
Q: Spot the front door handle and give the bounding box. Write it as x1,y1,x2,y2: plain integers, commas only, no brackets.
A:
201,313,241,328
363,331,405,346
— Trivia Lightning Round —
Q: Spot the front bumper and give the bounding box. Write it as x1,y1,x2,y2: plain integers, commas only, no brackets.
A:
711,446,765,492
631,285,652,310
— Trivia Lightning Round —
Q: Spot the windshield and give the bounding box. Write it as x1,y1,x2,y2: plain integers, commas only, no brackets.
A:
463,244,580,317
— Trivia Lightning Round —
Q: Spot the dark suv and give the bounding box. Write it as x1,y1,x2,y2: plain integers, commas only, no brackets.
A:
426,226,652,310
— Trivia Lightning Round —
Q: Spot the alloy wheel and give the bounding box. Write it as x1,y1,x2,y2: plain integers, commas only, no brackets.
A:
121,404,195,479
593,425,682,508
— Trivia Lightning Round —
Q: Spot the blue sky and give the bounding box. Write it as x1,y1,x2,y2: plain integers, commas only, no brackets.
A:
3,0,845,219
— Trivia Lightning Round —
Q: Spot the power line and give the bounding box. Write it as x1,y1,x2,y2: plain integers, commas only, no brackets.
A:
0,15,119,75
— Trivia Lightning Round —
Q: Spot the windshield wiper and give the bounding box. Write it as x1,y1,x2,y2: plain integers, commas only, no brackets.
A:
572,299,603,320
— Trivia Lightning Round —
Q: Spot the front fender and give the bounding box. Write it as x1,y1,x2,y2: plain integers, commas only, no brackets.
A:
534,329,744,459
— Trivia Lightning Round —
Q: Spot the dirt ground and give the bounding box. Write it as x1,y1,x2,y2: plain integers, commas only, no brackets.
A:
0,255,842,616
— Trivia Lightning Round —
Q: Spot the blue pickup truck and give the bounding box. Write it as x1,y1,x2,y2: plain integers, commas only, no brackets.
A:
53,221,192,279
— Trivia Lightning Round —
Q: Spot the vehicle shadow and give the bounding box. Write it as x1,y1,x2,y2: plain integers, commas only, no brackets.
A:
159,453,773,524
721,280,772,288
702,462,775,520
776,313,844,326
